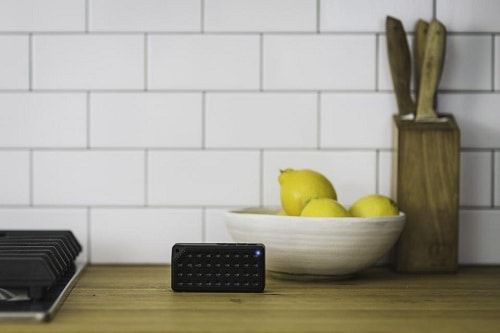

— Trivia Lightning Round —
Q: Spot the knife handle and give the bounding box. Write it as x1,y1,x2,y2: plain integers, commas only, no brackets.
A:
416,19,446,121
386,16,415,116
414,20,429,102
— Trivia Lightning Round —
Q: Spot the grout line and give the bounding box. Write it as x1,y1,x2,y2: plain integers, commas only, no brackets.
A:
0,88,393,93
29,150,34,206
86,207,91,262
375,33,380,91
492,150,496,207
86,92,91,148
144,149,149,206
375,149,380,194
201,208,206,242
317,92,321,149
259,33,264,91
3,88,500,94
432,0,437,18
316,0,320,33
3,147,500,152
460,206,500,211
85,0,90,32
200,0,205,33
0,204,498,211
201,92,206,148
144,33,148,91
28,33,33,91
492,35,495,91
259,150,264,207
460,147,500,152
0,204,255,209
0,30,498,36
0,147,498,153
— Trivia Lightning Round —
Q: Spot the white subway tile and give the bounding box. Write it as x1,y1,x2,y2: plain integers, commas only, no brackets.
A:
0,0,84,31
496,36,500,91
321,0,433,32
90,208,202,263
0,152,30,204
206,93,317,148
205,0,316,32
460,152,492,206
90,0,200,32
90,93,202,148
34,151,144,205
148,35,259,90
264,35,375,90
459,210,500,264
437,0,500,32
320,93,395,148
263,151,376,207
439,94,500,148
0,36,28,89
205,208,235,243
495,152,500,206
148,151,260,206
441,36,492,90
33,35,144,89
0,93,86,147
0,208,88,263
378,151,394,199
378,35,414,91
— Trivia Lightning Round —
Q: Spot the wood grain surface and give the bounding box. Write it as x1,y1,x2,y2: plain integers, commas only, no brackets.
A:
386,16,415,116
393,115,460,272
1,265,500,333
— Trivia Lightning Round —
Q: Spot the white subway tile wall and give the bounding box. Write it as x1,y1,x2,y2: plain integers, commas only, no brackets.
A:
263,35,376,90
0,0,498,264
205,208,235,243
34,151,144,205
148,35,259,89
321,0,433,32
0,152,30,204
205,93,317,148
90,93,202,147
460,152,492,207
0,36,29,89
90,208,202,263
0,0,85,31
148,151,260,206
0,93,86,147
90,0,201,32
320,93,395,148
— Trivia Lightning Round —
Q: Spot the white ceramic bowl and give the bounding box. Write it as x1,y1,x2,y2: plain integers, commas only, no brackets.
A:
225,208,406,280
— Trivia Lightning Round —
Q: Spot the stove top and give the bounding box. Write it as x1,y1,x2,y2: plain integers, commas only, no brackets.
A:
0,230,84,322
0,263,85,322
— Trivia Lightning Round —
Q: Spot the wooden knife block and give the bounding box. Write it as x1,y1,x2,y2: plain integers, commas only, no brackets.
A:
392,115,460,272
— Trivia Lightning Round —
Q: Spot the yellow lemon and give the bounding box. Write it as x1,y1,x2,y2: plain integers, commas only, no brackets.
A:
300,198,350,217
349,194,399,217
277,209,287,216
279,169,337,216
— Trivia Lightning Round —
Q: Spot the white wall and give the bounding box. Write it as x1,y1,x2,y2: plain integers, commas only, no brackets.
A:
0,0,498,264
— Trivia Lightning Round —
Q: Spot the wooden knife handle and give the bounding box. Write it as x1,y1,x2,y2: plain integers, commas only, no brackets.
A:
386,16,415,116
416,19,446,121
414,20,429,102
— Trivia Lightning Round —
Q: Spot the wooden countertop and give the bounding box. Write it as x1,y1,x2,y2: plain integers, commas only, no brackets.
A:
1,266,500,333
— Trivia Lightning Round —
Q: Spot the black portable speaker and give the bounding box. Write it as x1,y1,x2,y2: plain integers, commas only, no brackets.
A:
171,243,265,292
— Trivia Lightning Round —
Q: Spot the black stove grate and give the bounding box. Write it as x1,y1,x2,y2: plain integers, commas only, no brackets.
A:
0,230,82,301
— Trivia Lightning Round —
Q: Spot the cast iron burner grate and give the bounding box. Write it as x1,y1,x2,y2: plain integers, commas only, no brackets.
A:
0,230,85,322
